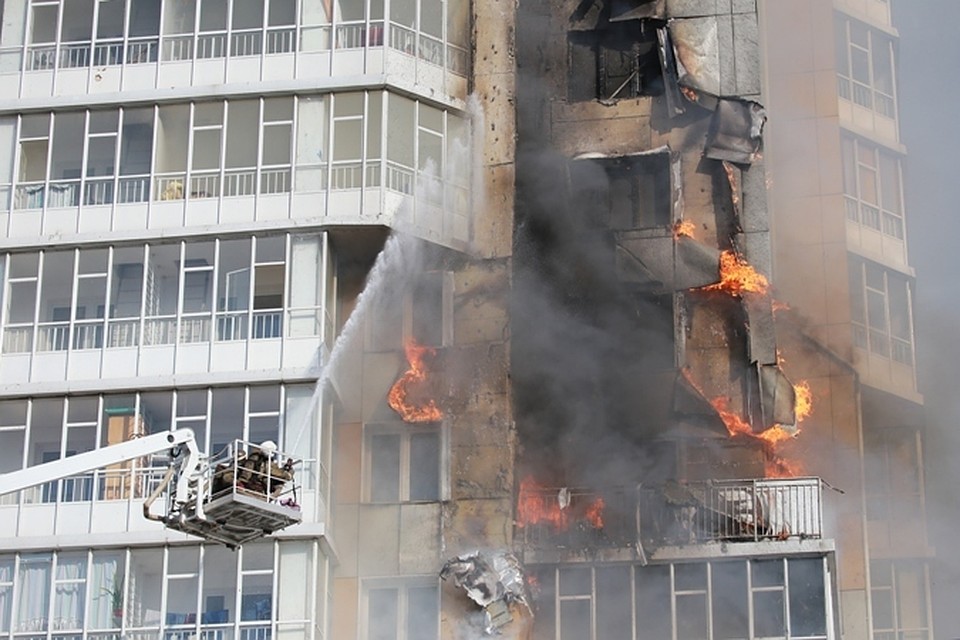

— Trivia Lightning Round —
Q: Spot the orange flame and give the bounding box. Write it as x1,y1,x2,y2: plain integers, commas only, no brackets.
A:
794,380,813,423
704,250,770,296
680,86,699,102
387,340,443,423
516,477,604,531
674,220,696,239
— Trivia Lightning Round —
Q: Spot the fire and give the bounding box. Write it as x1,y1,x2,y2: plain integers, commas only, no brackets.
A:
516,477,604,531
793,380,813,422
704,250,770,296
680,86,698,102
722,161,740,211
387,340,443,423
674,220,696,239
772,299,790,314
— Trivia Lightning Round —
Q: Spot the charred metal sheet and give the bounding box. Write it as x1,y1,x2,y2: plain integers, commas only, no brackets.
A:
722,160,742,222
611,0,666,21
673,370,722,418
569,0,603,29
615,234,720,291
738,161,769,233
734,230,772,281
671,150,684,221
657,27,686,118
670,17,721,96
757,364,796,430
744,295,777,366
704,98,766,164
441,551,531,634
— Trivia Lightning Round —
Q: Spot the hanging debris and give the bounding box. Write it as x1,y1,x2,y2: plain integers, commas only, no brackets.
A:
440,551,532,635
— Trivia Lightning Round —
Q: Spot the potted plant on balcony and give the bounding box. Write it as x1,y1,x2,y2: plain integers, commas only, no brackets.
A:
101,569,124,627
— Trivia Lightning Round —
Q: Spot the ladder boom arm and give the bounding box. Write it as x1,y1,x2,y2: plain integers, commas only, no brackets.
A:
0,429,199,496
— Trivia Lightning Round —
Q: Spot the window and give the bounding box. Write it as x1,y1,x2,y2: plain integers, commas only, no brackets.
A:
532,558,828,640
568,22,664,102
871,561,931,640
569,153,672,230
848,257,915,365
365,424,442,503
835,16,897,118
864,428,925,523
367,270,450,352
841,136,904,239
364,580,439,640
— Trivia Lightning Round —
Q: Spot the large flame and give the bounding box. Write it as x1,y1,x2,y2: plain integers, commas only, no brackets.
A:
705,250,770,296
388,340,443,423
516,477,605,531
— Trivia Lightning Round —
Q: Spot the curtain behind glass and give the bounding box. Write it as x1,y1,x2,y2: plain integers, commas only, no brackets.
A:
15,555,51,632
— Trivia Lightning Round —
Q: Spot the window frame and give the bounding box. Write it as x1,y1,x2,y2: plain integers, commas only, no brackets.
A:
362,422,446,504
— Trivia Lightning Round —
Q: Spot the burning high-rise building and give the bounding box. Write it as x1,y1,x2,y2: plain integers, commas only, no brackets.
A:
0,0,932,638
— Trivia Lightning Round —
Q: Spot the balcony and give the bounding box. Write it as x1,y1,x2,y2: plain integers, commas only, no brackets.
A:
519,478,824,558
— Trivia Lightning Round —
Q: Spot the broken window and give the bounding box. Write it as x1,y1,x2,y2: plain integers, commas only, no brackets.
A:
835,16,897,118
570,153,671,230
366,425,441,503
567,21,664,102
364,581,439,640
848,257,915,365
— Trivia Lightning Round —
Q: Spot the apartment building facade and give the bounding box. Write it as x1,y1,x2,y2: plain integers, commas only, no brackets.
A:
763,1,933,639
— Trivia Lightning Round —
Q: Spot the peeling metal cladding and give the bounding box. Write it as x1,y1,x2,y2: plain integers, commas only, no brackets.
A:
609,0,667,22
757,363,798,431
669,16,722,96
670,152,684,223
743,294,777,366
704,98,767,164
672,370,723,420
737,159,770,233
614,233,720,291
440,551,532,633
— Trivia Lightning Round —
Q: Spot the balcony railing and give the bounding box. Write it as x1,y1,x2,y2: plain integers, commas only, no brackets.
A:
520,478,824,551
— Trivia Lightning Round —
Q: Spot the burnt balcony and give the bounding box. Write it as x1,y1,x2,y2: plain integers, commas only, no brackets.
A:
518,477,823,554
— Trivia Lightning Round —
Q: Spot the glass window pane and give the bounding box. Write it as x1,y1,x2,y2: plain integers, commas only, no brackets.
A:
675,563,707,591
268,0,297,26
54,553,87,630
224,100,258,169
202,545,237,624
879,153,901,214
752,590,785,638
596,566,631,640
387,95,415,166
406,586,438,640
232,0,263,29
712,562,749,640
51,113,85,180
333,119,362,162
752,559,784,587
366,92,383,159
420,0,442,38
61,0,95,42
15,555,51,629
182,270,213,313
7,281,37,323
264,97,294,122
86,137,116,177
127,548,163,628
412,272,443,346
156,105,190,173
368,588,398,640
0,431,23,473
635,565,671,640
199,0,227,31
560,599,592,640
867,289,887,331
18,139,48,181
558,567,591,597
408,431,439,501
676,594,708,640
263,124,292,166
192,129,222,171
119,107,154,176
277,541,311,621
789,558,826,637
90,551,124,630
210,387,244,451
40,251,75,322
31,5,58,43
130,0,162,37
164,0,197,35
110,248,144,319
370,433,400,502
97,0,126,39
89,110,120,135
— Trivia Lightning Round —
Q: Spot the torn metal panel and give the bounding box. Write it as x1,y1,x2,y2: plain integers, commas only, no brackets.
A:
670,17,721,96
572,145,671,160
744,294,777,366
615,234,720,291
440,551,531,635
610,0,667,21
671,151,684,222
704,98,766,164
737,160,769,233
657,26,686,118
722,160,742,222
757,364,797,430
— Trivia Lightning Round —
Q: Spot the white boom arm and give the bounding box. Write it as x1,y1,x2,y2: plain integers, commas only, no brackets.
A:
0,429,201,497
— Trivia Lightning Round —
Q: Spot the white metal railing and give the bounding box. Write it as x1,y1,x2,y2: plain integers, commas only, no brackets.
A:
179,316,211,344
72,322,104,350
875,91,896,118
143,317,177,345
156,174,186,201
860,203,881,230
869,328,889,356
892,337,913,365
252,311,282,339
14,183,45,209
126,38,159,64
844,195,859,222
881,211,904,239
852,323,868,349
26,45,56,70
266,27,297,54
231,30,262,57
47,180,81,208
852,81,873,109
162,35,193,62
2,325,33,353
261,168,290,194
217,312,248,341
197,32,228,59
85,178,114,206
330,163,363,189
418,34,443,65
93,40,124,66
224,169,257,197
386,163,414,194
59,43,91,69
118,176,150,203
107,319,140,347
447,44,469,75
837,75,851,101
36,323,70,352
388,23,416,56
335,23,367,49
190,172,220,198
239,626,271,639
